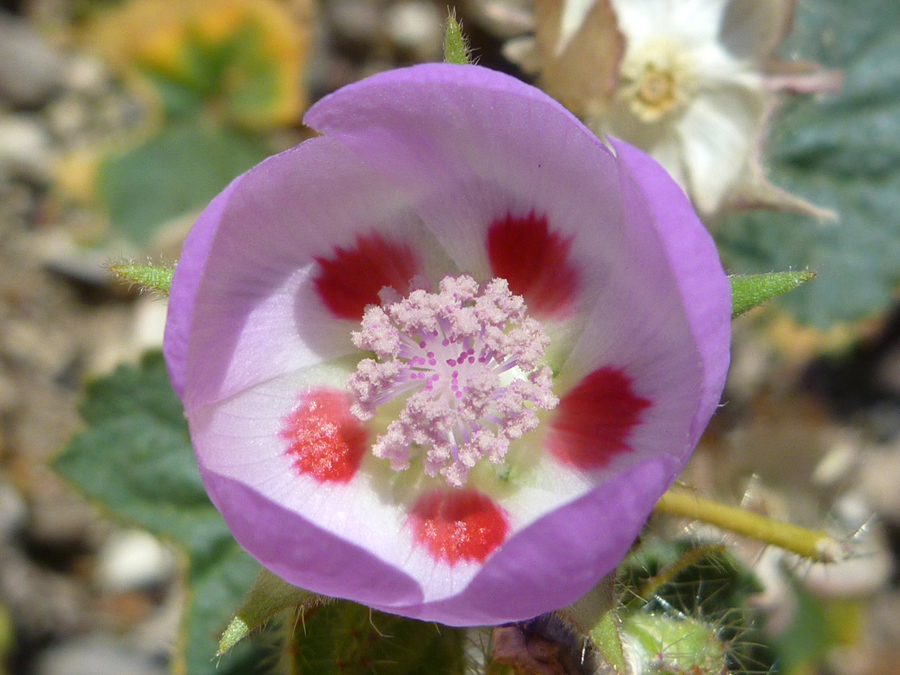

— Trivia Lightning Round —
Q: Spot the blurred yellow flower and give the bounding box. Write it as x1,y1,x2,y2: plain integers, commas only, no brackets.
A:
88,0,312,130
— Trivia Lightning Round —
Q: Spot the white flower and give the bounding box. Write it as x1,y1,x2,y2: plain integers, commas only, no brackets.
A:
488,0,839,218
603,0,770,214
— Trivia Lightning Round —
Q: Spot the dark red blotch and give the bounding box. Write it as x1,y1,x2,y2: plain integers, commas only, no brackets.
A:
314,232,419,320
487,211,580,318
548,367,651,470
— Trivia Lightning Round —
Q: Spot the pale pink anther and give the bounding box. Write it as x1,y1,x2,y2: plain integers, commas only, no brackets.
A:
347,275,558,487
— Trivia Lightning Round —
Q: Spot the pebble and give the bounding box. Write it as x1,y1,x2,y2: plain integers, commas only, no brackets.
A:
0,11,64,107
329,0,381,47
46,95,91,143
467,0,536,38
0,480,28,540
96,530,176,593
859,443,900,521
385,1,443,59
0,113,54,182
65,54,109,97
34,635,168,675
132,296,169,353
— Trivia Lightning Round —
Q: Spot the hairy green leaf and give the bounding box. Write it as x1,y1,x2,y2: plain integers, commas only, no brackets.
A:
717,0,900,326
55,353,269,675
99,123,270,244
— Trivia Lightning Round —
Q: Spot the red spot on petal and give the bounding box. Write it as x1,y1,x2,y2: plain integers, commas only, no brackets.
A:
281,389,369,483
487,211,579,318
409,490,509,565
547,367,651,470
314,233,420,320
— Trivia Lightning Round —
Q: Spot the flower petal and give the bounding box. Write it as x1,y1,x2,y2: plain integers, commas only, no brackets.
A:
164,177,242,400
611,0,730,45
610,138,731,446
168,136,433,409
486,211,580,318
675,87,764,215
304,64,628,322
394,456,678,625
547,366,652,470
201,471,424,607
720,0,796,61
313,232,421,321
191,368,516,611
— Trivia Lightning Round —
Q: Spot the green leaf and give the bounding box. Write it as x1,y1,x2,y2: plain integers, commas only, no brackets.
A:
443,9,473,65
109,262,175,296
55,353,269,675
285,601,466,675
98,122,270,244
717,0,900,326
730,271,816,318
139,68,207,121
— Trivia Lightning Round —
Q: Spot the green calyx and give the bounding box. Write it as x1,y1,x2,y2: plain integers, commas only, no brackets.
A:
443,9,473,65
109,261,175,296
730,271,816,318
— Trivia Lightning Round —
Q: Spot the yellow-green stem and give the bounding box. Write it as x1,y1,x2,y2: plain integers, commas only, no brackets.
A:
655,490,843,563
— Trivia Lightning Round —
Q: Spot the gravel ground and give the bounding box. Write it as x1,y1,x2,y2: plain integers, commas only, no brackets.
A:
0,1,898,674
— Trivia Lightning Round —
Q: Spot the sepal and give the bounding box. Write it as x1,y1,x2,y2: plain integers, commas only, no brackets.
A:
218,569,322,656
109,261,175,296
443,10,473,65
730,271,816,318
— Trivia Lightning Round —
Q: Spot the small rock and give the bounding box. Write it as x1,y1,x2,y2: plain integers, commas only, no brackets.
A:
0,369,17,412
0,11,64,107
0,113,54,182
0,546,92,638
132,295,169,353
27,486,98,548
65,54,109,96
46,95,90,142
385,1,443,59
330,0,381,47
96,530,176,593
0,481,28,540
34,635,168,675
860,444,900,521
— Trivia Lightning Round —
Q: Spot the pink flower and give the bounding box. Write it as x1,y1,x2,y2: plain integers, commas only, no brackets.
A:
163,64,731,627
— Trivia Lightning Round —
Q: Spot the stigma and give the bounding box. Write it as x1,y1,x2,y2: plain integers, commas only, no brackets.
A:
348,275,558,488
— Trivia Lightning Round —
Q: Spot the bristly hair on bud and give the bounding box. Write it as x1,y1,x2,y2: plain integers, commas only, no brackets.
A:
444,8,474,65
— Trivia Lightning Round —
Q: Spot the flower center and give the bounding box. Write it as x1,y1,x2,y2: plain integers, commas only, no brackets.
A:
348,275,558,488
621,40,697,123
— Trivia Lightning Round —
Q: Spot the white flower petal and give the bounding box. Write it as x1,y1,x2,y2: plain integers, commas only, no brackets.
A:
675,87,763,213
